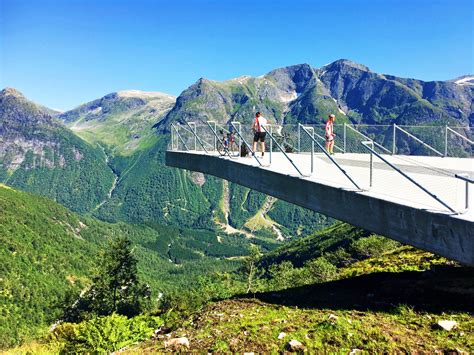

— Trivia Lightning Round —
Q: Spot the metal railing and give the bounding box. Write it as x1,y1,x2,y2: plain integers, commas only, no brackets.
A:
361,141,457,213
169,122,473,214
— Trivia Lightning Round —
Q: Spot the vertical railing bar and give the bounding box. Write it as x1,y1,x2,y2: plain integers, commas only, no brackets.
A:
298,124,301,153
174,124,190,151
205,121,233,158
229,121,263,166
343,123,347,153
171,124,176,150
392,123,396,155
185,121,209,153
300,124,361,190
232,121,242,157
362,140,374,188
445,125,448,157
269,125,273,164
362,142,457,213
455,174,473,211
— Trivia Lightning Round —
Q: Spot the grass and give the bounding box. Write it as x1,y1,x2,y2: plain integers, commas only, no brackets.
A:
125,298,473,353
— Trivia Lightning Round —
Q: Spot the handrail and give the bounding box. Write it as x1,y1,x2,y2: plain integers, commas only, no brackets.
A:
361,141,457,213
346,124,391,154
447,126,474,145
171,124,190,151
300,124,361,190
261,125,305,176
455,174,472,210
185,121,209,153
455,174,474,184
229,121,263,166
395,125,444,156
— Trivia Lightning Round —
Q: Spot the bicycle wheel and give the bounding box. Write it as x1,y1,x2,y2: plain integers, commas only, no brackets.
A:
217,141,228,156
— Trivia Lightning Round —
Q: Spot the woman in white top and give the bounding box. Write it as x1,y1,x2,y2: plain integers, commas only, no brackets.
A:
325,114,336,155
252,112,268,157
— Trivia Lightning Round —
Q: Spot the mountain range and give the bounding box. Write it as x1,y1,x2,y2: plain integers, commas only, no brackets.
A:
1,59,472,234
1,59,473,350
159,60,473,129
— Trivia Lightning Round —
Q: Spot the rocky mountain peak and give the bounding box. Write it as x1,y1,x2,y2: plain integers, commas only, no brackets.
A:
1,87,26,99
266,63,317,94
322,59,371,73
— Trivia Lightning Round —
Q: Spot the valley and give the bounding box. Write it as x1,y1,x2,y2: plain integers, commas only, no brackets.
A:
1,59,472,352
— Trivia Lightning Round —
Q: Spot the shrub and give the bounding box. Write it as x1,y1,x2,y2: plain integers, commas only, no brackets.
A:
304,257,338,283
351,235,400,259
50,313,162,353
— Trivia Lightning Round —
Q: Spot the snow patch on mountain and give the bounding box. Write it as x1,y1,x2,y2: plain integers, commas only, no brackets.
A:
117,90,175,99
454,76,474,85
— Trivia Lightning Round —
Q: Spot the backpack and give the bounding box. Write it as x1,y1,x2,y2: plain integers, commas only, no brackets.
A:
241,143,249,157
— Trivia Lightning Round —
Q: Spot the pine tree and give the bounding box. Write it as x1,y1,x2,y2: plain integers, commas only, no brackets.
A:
62,237,151,322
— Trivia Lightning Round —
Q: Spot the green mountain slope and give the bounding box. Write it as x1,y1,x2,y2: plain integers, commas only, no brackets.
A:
0,185,277,348
158,60,473,128
0,88,115,213
60,90,176,156
124,224,472,353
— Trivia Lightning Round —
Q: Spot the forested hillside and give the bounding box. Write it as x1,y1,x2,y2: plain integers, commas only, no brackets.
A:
0,185,281,348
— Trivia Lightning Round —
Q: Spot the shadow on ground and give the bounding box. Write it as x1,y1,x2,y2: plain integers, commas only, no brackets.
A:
243,266,474,313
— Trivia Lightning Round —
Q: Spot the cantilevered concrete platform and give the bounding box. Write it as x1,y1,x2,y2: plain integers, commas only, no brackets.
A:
166,151,474,266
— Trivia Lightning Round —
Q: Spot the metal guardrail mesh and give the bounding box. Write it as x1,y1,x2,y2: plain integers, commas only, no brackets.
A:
172,123,473,157
170,122,473,214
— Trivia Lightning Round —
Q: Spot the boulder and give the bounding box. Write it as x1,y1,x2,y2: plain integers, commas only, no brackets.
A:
278,332,286,339
286,339,305,352
164,337,189,350
435,320,457,331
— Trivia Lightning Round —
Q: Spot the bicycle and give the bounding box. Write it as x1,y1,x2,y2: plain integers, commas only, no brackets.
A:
272,127,296,153
217,130,237,157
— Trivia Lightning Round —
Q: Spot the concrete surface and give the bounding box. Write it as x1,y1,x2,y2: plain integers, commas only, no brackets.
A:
166,150,474,266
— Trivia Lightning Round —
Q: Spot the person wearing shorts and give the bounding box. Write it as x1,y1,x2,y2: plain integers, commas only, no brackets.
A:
325,114,336,155
252,112,267,157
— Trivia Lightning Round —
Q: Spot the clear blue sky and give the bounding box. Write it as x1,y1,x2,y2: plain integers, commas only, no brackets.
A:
1,0,472,110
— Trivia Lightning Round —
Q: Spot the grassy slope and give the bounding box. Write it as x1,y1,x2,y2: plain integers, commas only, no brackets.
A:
131,249,473,353
67,99,172,157
0,185,271,349
127,224,473,353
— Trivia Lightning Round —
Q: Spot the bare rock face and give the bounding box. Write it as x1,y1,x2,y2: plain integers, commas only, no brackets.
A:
164,337,189,350
190,172,206,186
0,88,115,213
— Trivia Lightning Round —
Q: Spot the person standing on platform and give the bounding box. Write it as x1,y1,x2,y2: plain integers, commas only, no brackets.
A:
252,112,268,158
325,114,336,155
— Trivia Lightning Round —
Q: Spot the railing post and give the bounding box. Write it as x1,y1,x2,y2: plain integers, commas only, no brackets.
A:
343,123,347,153
298,124,301,153
269,125,273,164
362,140,374,188
444,125,448,157
311,127,314,174
171,124,175,150
392,123,397,155
466,179,469,210
213,122,217,151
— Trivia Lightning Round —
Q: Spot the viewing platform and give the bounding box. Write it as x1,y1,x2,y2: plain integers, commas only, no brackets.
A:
166,122,474,266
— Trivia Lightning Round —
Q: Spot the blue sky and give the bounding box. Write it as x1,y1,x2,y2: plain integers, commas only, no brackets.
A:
1,0,472,110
